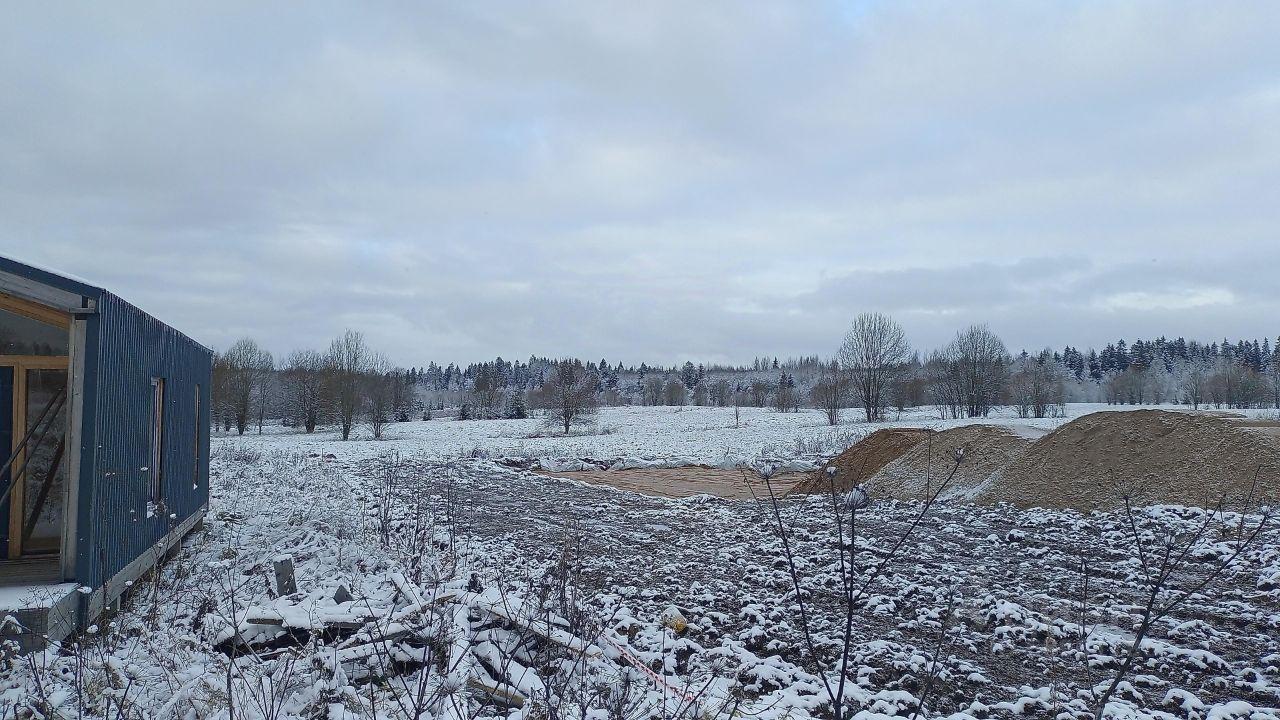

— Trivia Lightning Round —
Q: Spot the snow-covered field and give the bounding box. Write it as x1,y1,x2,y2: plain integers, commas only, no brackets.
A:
3,404,1277,720
214,403,1274,472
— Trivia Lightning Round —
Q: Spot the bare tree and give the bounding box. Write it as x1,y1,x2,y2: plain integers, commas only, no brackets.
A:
691,381,709,406
1179,364,1207,410
929,324,1009,418
1271,342,1280,408
810,359,848,425
211,352,233,432
1207,360,1269,409
251,353,276,434
364,353,394,440
283,349,327,432
221,338,273,435
1008,349,1064,419
663,377,687,406
388,369,413,421
889,355,926,413
711,379,731,407
535,359,599,434
924,350,965,419
838,312,910,422
326,329,370,441
642,376,665,406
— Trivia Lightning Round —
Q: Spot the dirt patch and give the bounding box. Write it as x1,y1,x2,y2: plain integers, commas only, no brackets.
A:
538,466,808,500
791,428,930,495
865,425,1042,502
976,410,1280,511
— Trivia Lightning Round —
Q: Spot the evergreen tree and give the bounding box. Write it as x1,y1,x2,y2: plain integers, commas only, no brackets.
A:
681,361,699,390
507,391,528,419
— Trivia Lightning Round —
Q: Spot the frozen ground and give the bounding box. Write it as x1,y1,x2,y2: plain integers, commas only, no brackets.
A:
213,403,1277,473
1,405,1277,719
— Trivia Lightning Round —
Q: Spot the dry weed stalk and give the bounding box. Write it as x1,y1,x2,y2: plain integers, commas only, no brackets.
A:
755,447,965,719
1084,468,1273,720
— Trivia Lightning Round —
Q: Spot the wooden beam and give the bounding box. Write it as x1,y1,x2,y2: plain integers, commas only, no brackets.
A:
466,676,526,709
0,292,70,329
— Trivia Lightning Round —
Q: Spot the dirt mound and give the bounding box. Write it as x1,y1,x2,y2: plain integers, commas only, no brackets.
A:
975,410,1280,511
865,425,1041,501
792,428,930,495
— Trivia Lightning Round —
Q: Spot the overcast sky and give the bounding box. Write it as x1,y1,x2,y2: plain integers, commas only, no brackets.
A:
3,2,1278,367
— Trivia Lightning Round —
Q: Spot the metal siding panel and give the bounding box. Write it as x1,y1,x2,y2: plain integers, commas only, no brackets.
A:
82,292,212,588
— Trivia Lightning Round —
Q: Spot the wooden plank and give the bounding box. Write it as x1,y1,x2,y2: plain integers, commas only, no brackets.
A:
466,676,526,708
473,598,601,657
0,556,61,585
243,605,382,629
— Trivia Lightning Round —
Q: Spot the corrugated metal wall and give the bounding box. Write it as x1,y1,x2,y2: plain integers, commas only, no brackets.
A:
76,292,211,589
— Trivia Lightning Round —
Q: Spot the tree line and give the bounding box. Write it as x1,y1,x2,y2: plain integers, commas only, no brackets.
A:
213,321,1280,438
212,331,602,438
213,330,407,440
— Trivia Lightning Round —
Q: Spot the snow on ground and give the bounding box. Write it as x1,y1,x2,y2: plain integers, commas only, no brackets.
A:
2,404,1277,719
214,403,1272,472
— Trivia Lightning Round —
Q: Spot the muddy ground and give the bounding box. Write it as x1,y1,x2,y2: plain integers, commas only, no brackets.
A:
536,466,808,499
345,455,1280,717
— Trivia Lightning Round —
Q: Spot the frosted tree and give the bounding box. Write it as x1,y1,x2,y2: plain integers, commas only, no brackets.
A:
837,312,910,422
326,329,371,441
283,349,327,433
534,359,598,434
220,338,273,435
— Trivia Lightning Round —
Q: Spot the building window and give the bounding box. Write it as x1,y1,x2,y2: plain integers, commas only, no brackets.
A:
193,383,201,489
151,377,166,504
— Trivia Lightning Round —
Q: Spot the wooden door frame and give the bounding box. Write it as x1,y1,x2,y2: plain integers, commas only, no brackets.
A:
2,355,70,559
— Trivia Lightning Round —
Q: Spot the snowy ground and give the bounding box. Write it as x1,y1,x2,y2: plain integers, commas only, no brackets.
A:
2,404,1277,719
214,403,1277,472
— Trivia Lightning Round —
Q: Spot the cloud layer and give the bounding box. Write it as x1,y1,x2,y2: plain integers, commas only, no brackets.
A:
3,2,1278,364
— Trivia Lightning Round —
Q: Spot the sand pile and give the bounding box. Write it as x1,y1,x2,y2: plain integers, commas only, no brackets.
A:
975,410,1280,512
792,428,929,495
865,425,1042,502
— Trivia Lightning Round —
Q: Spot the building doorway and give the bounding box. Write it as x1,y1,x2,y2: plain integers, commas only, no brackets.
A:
0,297,71,570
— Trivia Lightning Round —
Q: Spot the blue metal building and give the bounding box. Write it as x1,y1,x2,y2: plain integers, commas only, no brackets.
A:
0,255,211,644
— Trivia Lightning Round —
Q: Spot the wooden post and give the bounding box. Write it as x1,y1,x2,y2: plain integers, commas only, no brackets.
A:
333,584,353,604
273,556,297,596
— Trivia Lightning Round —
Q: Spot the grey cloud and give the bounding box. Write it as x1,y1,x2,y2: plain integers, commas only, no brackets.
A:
2,2,1278,364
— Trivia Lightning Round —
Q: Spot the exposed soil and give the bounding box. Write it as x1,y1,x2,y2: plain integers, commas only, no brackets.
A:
791,428,930,495
538,466,808,499
358,455,1280,717
865,424,1042,502
976,409,1280,511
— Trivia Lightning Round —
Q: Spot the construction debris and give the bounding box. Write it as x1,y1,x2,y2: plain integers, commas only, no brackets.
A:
220,569,703,714
272,555,297,596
